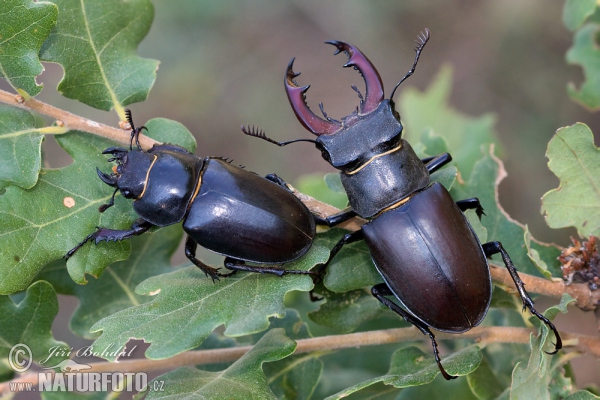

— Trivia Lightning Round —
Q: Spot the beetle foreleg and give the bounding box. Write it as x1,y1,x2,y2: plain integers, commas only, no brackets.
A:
65,218,153,260
482,241,562,354
371,283,457,380
313,208,358,228
185,236,225,283
223,257,319,279
455,198,485,220
422,153,452,174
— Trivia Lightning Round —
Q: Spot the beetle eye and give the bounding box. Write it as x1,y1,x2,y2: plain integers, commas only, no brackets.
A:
122,189,132,198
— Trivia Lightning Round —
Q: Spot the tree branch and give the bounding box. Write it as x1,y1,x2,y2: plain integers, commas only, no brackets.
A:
0,88,158,149
2,325,598,392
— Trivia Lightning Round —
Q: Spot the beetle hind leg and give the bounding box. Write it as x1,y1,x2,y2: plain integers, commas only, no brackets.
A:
482,241,562,354
185,236,226,283
223,257,319,279
371,283,457,380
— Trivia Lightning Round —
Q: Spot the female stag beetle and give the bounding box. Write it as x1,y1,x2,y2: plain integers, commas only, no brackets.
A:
66,110,318,282
243,29,562,379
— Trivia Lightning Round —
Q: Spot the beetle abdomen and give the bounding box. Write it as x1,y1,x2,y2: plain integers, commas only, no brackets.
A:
362,182,491,332
184,159,315,263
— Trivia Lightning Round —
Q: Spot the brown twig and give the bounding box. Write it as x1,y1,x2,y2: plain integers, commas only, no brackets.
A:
1,325,598,393
0,88,158,149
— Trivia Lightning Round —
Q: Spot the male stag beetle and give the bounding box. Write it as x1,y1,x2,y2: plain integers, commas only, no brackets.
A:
243,29,562,379
66,110,318,282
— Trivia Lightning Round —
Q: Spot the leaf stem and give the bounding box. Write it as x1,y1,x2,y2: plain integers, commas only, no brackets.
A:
0,88,158,149
1,326,597,391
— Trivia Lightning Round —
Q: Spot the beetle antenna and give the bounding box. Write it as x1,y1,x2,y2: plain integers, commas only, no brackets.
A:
131,126,148,151
318,103,340,124
125,109,147,151
350,85,364,104
390,28,430,101
241,125,317,147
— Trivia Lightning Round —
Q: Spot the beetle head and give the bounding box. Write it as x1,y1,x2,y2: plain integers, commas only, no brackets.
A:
99,147,154,200
285,31,430,172
284,40,383,137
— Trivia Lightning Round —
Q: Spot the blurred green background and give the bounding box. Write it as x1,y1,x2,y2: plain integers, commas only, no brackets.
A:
19,0,600,389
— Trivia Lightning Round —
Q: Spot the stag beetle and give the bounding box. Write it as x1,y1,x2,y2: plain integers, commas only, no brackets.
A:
66,110,318,282
243,29,562,379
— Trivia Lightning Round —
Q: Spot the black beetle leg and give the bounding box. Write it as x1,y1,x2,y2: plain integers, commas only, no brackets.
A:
312,230,364,280
185,236,224,283
455,198,485,220
482,241,562,354
264,173,291,190
371,283,457,380
223,257,319,279
422,153,452,174
313,207,358,228
65,218,153,260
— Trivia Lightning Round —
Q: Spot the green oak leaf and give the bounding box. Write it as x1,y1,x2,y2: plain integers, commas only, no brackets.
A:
261,310,323,400
566,391,600,400
465,356,504,400
0,105,44,189
541,123,600,237
0,0,57,96
296,173,349,210
399,65,497,180
524,226,557,279
0,281,69,371
37,224,181,339
566,25,600,110
325,346,482,399
322,229,381,293
89,238,329,361
145,329,295,400
308,287,386,333
510,295,573,400
563,0,597,31
0,131,133,294
0,118,195,294
451,146,561,277
39,0,158,112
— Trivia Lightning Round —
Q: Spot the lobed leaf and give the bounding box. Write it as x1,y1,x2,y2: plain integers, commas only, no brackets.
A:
510,295,573,400
145,329,295,399
566,25,600,110
399,65,497,180
0,281,69,372
0,118,195,294
326,345,482,399
563,0,597,31
39,0,158,113
261,310,323,400
0,132,133,294
308,287,386,333
451,146,561,277
89,237,330,361
541,123,600,237
37,224,181,339
0,0,57,96
0,105,45,189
